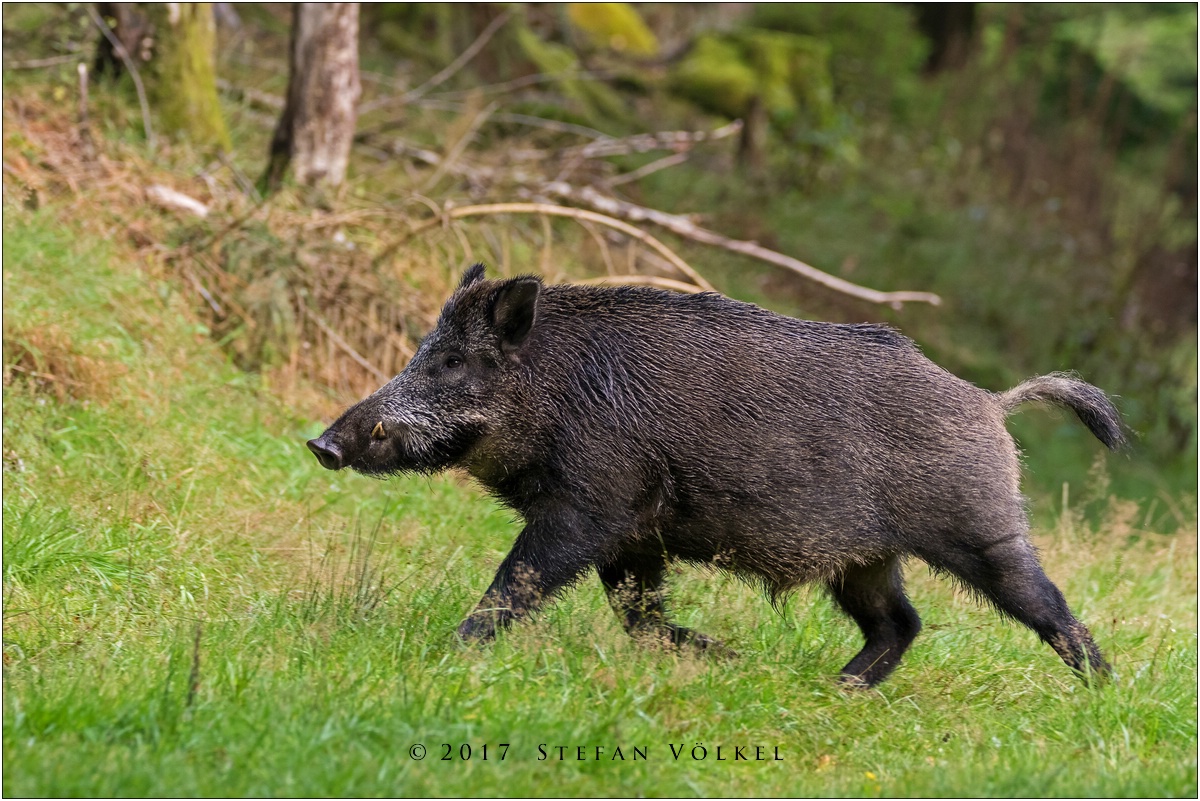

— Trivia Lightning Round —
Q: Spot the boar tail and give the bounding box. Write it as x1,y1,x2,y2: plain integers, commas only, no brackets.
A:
997,372,1128,451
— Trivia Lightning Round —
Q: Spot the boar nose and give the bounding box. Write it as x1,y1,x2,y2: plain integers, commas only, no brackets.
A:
307,437,345,471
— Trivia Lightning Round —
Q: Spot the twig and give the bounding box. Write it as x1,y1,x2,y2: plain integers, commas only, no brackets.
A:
578,275,706,294
606,152,689,187
538,212,553,274
182,268,223,314
6,54,78,69
77,63,96,161
215,77,285,112
356,133,451,169
578,220,617,276
541,183,942,308
421,101,497,192
379,202,713,292
85,4,155,152
427,68,615,101
451,219,477,266
363,103,609,141
217,151,262,201
572,120,744,159
306,307,391,383
192,201,267,253
361,10,512,114
403,100,611,139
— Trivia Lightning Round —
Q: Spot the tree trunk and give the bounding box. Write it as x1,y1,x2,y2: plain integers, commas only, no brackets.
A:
143,3,230,151
93,3,152,76
913,3,977,74
93,3,229,151
263,3,362,193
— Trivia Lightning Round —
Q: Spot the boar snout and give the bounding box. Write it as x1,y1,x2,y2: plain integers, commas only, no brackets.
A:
307,436,345,471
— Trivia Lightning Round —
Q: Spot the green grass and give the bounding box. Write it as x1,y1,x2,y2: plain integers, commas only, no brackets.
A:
3,209,1196,797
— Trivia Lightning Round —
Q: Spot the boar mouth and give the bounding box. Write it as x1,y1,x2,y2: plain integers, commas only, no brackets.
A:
349,420,488,477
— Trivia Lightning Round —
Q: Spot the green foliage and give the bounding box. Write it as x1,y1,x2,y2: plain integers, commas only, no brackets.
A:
514,25,631,128
670,35,759,119
566,3,659,57
1057,4,1198,117
669,29,834,130
748,3,929,120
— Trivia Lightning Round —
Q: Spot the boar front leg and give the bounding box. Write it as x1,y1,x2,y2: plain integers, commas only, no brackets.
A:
457,507,608,643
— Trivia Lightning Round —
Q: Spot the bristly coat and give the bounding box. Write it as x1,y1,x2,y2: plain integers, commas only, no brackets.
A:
308,263,1125,687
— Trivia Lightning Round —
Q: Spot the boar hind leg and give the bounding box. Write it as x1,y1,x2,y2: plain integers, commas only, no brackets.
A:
827,556,922,688
599,554,727,653
919,533,1110,681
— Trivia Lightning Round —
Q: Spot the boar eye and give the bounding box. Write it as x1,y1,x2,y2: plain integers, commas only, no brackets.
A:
443,354,464,370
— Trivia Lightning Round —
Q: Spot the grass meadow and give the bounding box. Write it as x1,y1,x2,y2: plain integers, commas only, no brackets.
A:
3,208,1196,797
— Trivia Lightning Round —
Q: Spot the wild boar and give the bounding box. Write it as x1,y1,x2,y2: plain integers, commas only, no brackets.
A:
308,263,1124,686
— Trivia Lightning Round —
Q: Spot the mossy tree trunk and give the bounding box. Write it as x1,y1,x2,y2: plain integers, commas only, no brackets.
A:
94,3,230,151
262,3,362,193
142,3,230,151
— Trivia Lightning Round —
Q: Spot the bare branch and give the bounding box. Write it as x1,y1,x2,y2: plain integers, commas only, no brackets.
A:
427,68,615,101
215,77,285,112
572,120,744,159
378,202,714,292
578,220,617,276
6,54,77,69
361,10,513,114
421,101,498,191
414,100,611,139
606,152,690,187
541,183,942,308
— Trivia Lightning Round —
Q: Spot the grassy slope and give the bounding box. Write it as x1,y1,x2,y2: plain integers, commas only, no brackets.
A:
3,208,1196,797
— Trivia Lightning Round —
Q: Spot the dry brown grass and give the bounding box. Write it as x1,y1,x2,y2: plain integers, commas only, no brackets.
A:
4,88,451,420
3,320,128,402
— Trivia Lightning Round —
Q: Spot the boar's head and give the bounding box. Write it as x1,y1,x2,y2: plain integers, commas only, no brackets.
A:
307,263,539,476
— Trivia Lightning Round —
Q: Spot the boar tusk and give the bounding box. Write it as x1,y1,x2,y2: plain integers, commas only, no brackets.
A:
372,421,385,440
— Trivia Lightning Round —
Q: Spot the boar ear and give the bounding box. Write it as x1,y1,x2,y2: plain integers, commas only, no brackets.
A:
458,263,486,290
491,277,541,354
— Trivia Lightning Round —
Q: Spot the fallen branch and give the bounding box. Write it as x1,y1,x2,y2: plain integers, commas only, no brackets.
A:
606,152,689,187
541,182,942,308
147,184,209,218
378,202,714,292
571,120,744,159
6,54,77,69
